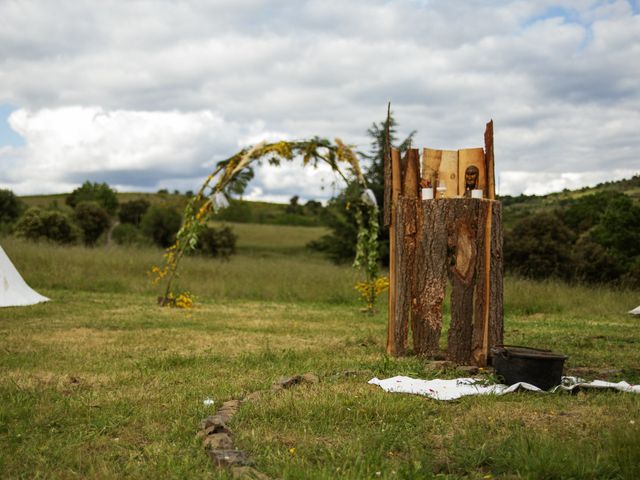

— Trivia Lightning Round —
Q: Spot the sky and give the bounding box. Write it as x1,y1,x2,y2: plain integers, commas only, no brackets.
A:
0,0,639,202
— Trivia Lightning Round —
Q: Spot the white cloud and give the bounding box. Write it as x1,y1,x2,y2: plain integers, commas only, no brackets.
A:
2,107,241,194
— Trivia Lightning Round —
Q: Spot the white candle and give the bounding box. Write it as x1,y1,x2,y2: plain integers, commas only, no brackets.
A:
422,188,434,200
471,189,483,199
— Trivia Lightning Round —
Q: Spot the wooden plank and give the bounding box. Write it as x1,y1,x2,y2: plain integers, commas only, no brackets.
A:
488,201,504,354
389,148,420,356
484,120,496,200
403,149,420,198
386,148,402,355
422,148,441,189
458,147,486,198
438,150,459,198
394,196,417,356
471,200,504,366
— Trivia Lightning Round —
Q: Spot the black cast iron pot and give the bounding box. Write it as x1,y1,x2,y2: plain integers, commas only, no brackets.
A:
490,345,568,391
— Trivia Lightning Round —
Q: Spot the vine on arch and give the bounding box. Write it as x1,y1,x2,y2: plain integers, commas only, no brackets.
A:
151,137,387,312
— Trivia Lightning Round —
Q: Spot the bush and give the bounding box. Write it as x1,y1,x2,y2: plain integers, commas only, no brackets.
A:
118,199,150,225
196,226,237,259
504,211,575,280
0,189,24,225
14,207,79,244
111,223,146,246
140,204,182,247
571,234,623,284
74,201,111,246
590,194,640,261
66,181,119,216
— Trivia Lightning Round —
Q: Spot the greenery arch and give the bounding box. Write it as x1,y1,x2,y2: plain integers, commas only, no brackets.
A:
152,137,386,312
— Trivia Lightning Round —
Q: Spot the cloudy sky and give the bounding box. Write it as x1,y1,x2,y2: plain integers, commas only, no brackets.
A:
1,0,638,201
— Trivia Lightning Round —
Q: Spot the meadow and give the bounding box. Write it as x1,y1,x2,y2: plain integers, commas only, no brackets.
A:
1,223,639,479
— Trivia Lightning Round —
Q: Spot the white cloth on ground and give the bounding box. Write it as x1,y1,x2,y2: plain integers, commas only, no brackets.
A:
368,375,640,401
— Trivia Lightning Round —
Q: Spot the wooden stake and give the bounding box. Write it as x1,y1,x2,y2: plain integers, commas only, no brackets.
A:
480,201,493,366
484,120,495,200
386,148,402,355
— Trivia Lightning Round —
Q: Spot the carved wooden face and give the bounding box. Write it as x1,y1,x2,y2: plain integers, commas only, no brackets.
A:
464,166,479,190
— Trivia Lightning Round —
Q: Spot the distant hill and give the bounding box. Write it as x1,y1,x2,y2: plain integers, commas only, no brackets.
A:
499,174,640,229
19,174,640,230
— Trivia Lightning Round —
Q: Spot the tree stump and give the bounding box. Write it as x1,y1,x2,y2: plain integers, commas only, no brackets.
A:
396,198,503,365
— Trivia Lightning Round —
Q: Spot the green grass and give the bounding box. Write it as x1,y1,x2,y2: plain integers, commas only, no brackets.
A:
211,221,330,256
1,235,640,479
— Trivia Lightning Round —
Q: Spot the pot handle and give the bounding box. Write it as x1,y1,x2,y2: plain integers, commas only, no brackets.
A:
493,344,553,353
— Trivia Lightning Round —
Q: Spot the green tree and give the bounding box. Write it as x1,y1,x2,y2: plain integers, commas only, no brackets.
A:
363,112,416,209
74,201,111,246
309,111,415,264
0,189,24,226
66,181,119,216
285,195,303,215
118,199,150,226
196,226,237,259
141,204,182,247
571,234,623,284
590,194,640,261
561,191,626,235
504,211,575,280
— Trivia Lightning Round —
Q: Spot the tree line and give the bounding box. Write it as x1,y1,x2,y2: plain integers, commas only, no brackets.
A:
0,182,236,259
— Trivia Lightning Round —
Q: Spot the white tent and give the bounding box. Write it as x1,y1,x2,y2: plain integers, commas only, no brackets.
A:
629,306,640,315
0,245,49,308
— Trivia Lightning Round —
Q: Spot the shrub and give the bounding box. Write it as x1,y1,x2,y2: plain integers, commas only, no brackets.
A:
118,199,150,225
196,226,237,259
14,207,79,244
571,234,623,284
111,223,146,246
590,194,640,261
0,189,24,225
74,201,111,246
66,181,119,216
504,211,575,280
140,204,182,247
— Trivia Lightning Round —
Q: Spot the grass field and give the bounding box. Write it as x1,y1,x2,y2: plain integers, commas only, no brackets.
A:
1,225,640,479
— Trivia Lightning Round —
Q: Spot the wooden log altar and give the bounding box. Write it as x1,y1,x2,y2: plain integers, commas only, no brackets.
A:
384,119,503,366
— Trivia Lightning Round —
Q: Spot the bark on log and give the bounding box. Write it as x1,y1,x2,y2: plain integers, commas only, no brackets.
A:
446,200,482,364
471,200,503,366
411,199,450,356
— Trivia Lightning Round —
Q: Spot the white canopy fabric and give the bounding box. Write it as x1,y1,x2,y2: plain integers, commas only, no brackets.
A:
0,246,49,308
